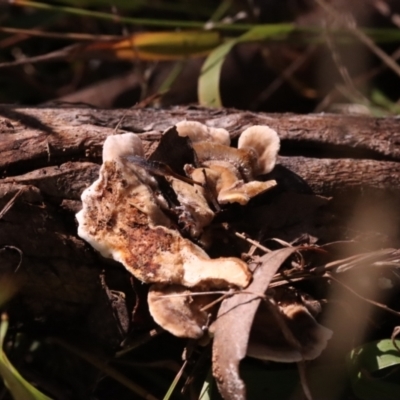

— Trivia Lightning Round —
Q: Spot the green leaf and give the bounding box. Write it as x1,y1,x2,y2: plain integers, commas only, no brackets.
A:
347,339,400,400
0,315,53,400
83,31,222,61
198,24,294,107
197,40,237,107
198,370,213,400
370,89,400,114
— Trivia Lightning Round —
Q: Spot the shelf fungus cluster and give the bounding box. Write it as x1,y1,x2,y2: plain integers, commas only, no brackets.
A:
77,121,332,363
247,288,333,362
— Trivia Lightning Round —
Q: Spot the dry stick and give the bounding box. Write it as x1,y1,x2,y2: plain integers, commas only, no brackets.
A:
270,237,293,248
116,328,164,357
250,44,318,109
315,44,400,111
199,289,277,313
371,0,400,29
0,27,119,41
201,291,256,313
0,188,23,220
159,290,233,298
269,249,398,288
325,249,397,273
0,246,23,273
314,0,400,79
113,108,130,134
50,337,159,400
162,360,188,400
323,21,369,105
234,231,271,253
316,253,371,272
325,272,400,318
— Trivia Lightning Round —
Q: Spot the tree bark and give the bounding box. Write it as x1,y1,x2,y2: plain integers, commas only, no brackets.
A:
1,105,400,348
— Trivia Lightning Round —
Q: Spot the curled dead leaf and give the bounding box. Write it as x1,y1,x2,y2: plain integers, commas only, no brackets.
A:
210,248,298,400
148,284,215,339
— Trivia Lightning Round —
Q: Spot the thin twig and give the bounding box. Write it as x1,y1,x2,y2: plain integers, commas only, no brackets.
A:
0,27,119,41
50,337,159,400
200,293,232,312
325,273,400,318
234,231,271,253
0,246,24,273
0,188,23,220
158,290,232,298
162,360,188,400
323,20,368,105
314,0,400,79
116,328,164,357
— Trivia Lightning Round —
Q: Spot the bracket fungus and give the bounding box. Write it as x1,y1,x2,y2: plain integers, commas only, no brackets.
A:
76,122,329,353
247,290,333,362
175,120,231,146
76,133,250,289
148,284,215,339
76,131,254,337
176,121,280,205
165,176,214,238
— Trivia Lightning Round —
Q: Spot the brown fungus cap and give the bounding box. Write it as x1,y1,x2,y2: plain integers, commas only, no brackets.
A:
178,122,280,206
77,133,251,288
148,284,215,339
247,292,333,362
238,125,280,176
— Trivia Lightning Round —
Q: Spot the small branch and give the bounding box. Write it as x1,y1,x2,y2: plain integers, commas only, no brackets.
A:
325,272,400,318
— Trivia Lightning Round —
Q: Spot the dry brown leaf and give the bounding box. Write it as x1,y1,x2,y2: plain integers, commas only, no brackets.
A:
149,126,196,176
210,247,297,400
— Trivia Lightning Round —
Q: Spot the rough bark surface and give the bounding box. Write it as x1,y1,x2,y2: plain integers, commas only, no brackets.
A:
1,105,399,347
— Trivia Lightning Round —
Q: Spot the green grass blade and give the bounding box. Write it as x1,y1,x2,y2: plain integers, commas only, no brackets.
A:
198,24,295,107
162,360,187,400
198,370,213,400
12,0,254,31
0,315,53,400
197,39,237,107
238,23,295,42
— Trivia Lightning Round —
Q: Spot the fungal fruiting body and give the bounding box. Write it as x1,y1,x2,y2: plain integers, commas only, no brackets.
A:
77,132,253,338
77,122,287,340
247,291,333,362
77,124,334,362
77,133,251,288
176,122,280,205
148,284,215,339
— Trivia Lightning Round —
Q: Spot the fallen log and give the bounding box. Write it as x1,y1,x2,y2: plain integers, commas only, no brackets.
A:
1,105,399,348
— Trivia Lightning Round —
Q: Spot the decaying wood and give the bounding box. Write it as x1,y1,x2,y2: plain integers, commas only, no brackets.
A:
1,105,400,348
1,106,400,194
